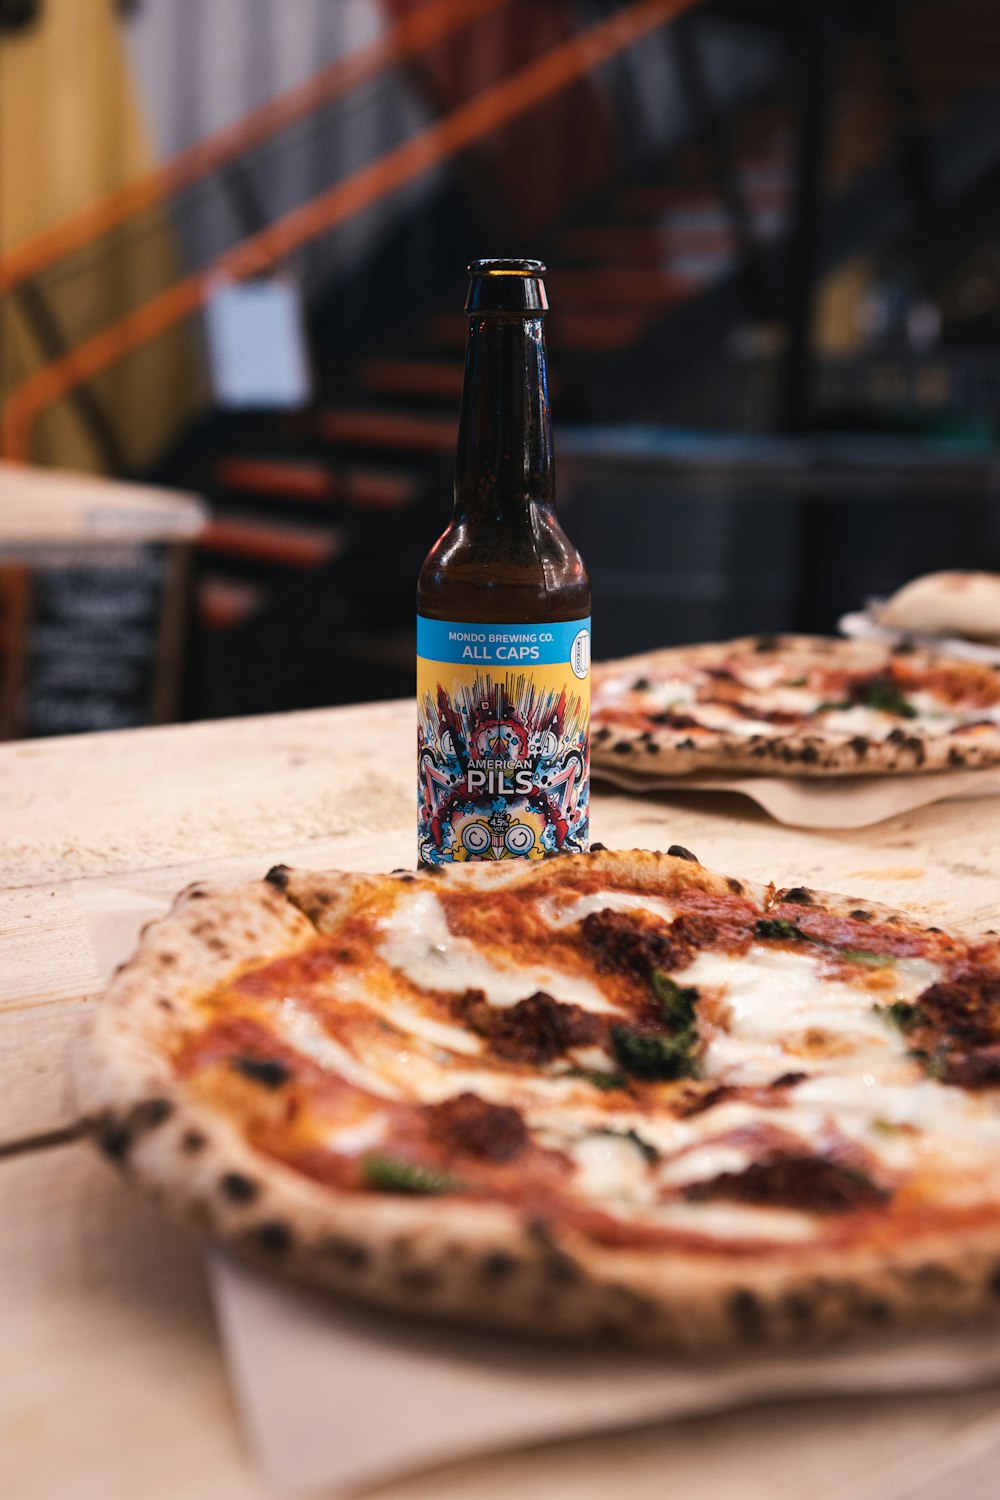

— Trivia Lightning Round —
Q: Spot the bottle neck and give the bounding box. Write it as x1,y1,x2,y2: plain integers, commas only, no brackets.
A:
453,314,553,525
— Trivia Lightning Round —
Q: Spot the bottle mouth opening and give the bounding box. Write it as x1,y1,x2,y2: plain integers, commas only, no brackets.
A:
468,258,546,278
466,258,547,314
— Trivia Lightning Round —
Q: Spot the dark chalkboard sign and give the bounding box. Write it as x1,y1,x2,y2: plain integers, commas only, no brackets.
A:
0,542,189,739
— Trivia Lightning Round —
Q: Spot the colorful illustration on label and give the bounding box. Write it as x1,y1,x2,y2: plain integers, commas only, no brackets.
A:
417,618,590,866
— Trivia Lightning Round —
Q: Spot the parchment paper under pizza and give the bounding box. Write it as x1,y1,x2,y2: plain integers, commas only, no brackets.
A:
77,847,1000,1353
592,634,1000,778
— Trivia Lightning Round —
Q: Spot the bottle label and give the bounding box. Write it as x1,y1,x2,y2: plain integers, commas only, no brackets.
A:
417,616,590,865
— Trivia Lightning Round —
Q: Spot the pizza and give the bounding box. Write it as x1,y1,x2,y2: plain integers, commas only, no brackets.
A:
592,634,1000,777
76,847,1000,1353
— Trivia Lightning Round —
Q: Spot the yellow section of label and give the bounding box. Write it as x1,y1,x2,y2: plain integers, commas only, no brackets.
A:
416,653,589,866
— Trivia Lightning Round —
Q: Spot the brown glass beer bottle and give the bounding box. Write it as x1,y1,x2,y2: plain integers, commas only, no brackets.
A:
416,258,591,865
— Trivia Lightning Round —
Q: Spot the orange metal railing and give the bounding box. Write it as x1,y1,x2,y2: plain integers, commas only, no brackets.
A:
0,0,507,299
1,0,698,463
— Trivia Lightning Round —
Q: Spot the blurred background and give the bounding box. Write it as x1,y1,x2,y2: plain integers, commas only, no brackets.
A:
2,0,1000,737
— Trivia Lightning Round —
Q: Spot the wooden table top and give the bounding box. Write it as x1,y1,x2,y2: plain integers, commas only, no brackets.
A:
5,698,1000,1500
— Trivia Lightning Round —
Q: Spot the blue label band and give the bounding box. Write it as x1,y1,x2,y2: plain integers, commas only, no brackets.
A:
418,615,591,671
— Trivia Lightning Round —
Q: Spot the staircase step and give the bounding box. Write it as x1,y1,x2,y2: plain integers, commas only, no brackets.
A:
214,456,416,509
554,308,651,350
199,515,345,568
359,358,465,400
556,225,667,263
557,223,747,264
216,457,335,502
316,408,457,454
551,265,699,308
198,576,270,631
425,314,470,351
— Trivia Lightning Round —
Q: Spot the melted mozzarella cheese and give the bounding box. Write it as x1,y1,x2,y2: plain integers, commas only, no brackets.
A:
736,662,795,692
683,944,939,1084
568,1132,657,1206
324,1114,389,1155
684,703,789,738
640,677,698,711
274,999,403,1096
793,1073,1000,1169
541,889,676,929
379,889,618,1013
376,998,483,1057
656,1143,755,1189
650,1201,818,1244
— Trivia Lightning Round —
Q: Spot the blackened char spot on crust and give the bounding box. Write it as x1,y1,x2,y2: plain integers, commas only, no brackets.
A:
233,1056,290,1089
136,1099,173,1129
727,877,744,895
322,1236,370,1270
684,1153,889,1213
783,887,814,905
649,711,701,730
851,736,870,757
581,909,686,979
459,988,601,1065
612,741,634,755
589,841,607,852
425,1092,529,1163
771,1071,808,1089
254,1221,292,1255
97,1098,174,1162
396,1266,439,1293
667,844,700,863
729,1288,764,1341
781,1291,816,1329
182,1130,206,1153
851,909,872,922
264,865,291,890
527,1222,581,1285
481,1250,518,1280
854,1294,892,1327
220,1172,258,1203
98,1121,131,1161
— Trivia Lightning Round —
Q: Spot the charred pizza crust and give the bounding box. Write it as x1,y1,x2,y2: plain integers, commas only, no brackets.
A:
75,849,1000,1352
592,634,1000,778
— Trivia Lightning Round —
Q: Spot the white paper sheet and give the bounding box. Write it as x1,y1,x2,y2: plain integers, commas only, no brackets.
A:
208,1254,1000,1495
593,765,1000,829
